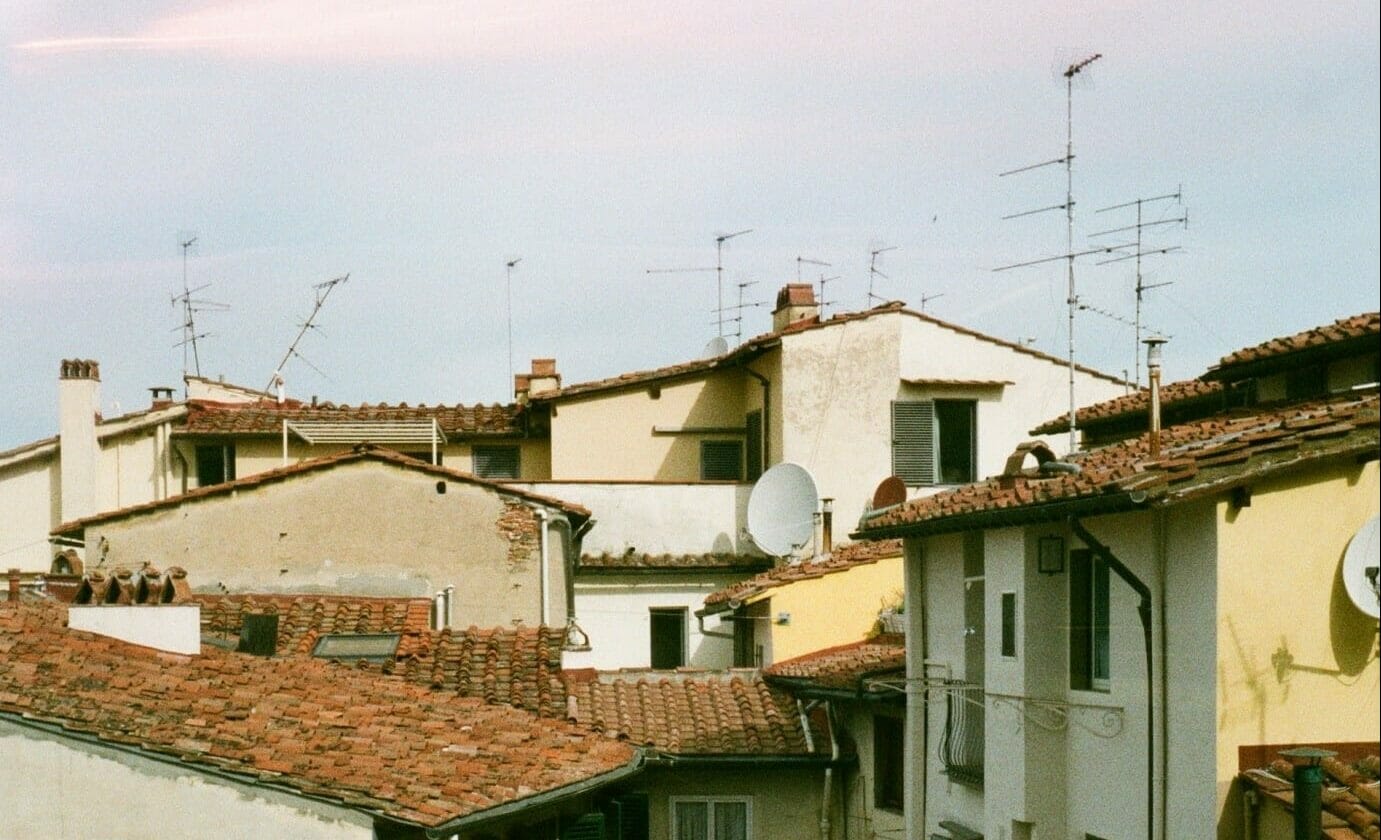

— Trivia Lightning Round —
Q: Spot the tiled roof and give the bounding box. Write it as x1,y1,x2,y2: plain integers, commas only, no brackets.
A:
765,635,906,695
1030,379,1227,436
181,398,525,437
537,303,1122,401
562,669,826,757
51,445,589,535
1206,312,1380,381
0,603,637,829
702,539,903,609
1239,754,1379,840
859,393,1380,538
578,552,774,572
195,594,569,718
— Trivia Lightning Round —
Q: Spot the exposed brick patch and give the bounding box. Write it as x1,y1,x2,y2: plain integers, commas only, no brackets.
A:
497,498,541,568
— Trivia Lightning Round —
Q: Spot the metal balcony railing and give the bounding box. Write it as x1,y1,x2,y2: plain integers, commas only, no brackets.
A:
940,681,984,786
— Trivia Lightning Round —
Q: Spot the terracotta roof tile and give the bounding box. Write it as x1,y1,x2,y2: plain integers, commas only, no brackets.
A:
1207,312,1380,379
860,393,1380,537
1030,379,1228,436
1239,753,1379,840
578,552,774,572
0,603,635,829
562,669,825,756
765,635,906,694
52,445,589,535
181,399,525,437
703,539,903,608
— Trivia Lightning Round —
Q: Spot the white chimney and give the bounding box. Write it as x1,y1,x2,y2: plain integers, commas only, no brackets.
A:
58,359,101,523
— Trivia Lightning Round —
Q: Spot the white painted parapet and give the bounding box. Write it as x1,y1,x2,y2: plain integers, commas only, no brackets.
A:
67,604,202,655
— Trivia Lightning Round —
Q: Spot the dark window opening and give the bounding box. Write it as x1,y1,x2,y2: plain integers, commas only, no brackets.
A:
649,607,687,669
1285,363,1328,401
745,410,763,482
874,714,905,812
733,606,759,668
1070,549,1110,691
194,443,235,487
473,445,519,479
892,399,977,486
700,440,743,481
935,399,976,484
1001,592,1017,658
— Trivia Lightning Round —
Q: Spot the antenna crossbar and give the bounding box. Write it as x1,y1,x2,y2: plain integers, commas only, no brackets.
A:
265,274,349,394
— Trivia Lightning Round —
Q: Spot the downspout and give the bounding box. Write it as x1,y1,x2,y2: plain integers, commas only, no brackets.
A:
694,603,738,640
904,538,927,840
742,365,771,470
535,507,551,626
1154,509,1170,840
795,698,837,840
549,514,593,640
1068,516,1155,840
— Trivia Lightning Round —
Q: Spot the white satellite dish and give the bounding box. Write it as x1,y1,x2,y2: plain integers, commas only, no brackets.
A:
1341,514,1380,619
747,462,819,557
701,336,730,359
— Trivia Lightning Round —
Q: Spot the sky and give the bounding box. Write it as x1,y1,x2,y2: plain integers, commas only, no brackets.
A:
2,1,1378,448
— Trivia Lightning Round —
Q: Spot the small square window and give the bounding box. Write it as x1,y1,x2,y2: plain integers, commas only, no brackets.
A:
473,445,519,479
700,440,743,481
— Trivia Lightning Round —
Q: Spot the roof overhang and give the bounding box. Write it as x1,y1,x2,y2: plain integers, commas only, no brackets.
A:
285,419,448,446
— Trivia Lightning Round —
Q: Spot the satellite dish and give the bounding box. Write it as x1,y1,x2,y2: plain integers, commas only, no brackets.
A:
1341,514,1380,619
747,462,819,557
701,336,730,359
872,475,907,509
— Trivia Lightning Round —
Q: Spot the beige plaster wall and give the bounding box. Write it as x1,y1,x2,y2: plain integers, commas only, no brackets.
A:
227,437,550,484
643,764,838,840
83,459,566,628
0,454,60,571
0,721,375,840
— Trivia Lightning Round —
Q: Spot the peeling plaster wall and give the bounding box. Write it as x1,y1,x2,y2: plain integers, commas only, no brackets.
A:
0,719,376,840
81,460,564,628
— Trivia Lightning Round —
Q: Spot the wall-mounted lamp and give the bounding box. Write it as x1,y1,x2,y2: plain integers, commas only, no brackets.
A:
775,611,792,625
1038,536,1066,574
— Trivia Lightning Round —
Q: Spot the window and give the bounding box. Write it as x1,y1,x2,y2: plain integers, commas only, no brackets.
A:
672,798,750,840
1000,592,1017,658
700,440,743,481
732,605,759,668
745,411,763,482
649,607,687,668
473,445,519,479
1069,549,1110,691
873,714,905,812
891,400,976,486
194,443,235,487
1285,363,1328,400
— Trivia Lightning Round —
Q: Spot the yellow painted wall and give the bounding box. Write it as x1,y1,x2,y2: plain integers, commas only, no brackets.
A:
548,371,752,480
1213,459,1380,830
225,437,550,483
756,555,903,663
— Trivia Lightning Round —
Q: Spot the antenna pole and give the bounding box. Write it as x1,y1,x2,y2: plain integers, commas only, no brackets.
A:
715,229,752,337
505,257,522,392
1063,54,1100,451
266,275,349,394
867,245,897,305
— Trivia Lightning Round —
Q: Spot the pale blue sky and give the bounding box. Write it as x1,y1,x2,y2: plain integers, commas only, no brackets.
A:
2,1,1377,448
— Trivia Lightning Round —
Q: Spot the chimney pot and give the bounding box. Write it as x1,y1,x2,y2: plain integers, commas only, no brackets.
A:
7,568,20,603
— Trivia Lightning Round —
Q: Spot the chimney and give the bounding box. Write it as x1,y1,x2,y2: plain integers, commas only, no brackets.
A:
772,284,819,332
527,359,561,395
148,386,175,409
59,359,102,523
820,498,833,554
7,569,20,603
1144,337,1166,459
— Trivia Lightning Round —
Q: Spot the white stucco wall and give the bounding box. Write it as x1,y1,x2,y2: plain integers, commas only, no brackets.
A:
0,452,59,571
567,574,741,670
0,719,376,840
512,481,753,556
67,605,202,655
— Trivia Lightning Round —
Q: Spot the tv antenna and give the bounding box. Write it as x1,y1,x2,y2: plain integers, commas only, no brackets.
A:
920,291,945,312
716,279,767,342
265,274,349,395
1092,189,1188,386
816,274,841,317
994,52,1118,452
648,227,752,338
169,233,227,385
505,257,521,391
796,256,830,283
867,245,897,305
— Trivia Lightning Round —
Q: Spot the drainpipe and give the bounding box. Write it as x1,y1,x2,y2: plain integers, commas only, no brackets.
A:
443,585,454,630
535,507,551,626
1281,748,1336,840
819,701,840,840
547,514,592,637
742,365,771,470
1068,517,1155,840
904,538,928,840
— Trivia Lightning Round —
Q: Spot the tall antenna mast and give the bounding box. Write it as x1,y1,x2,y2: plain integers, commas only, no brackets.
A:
170,232,227,388
995,53,1107,453
505,257,522,392
266,274,349,395
1093,189,1187,386
715,230,753,337
867,245,897,305
816,274,840,317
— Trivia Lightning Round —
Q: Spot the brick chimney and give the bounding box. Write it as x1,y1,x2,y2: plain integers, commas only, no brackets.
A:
59,359,101,523
772,284,819,332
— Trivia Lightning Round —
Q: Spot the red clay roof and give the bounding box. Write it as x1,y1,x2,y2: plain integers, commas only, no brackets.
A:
578,552,774,572
859,393,1380,537
1206,312,1380,380
51,445,589,535
0,602,636,829
1030,379,1227,436
703,539,903,609
1238,753,1379,839
181,398,524,437
537,302,1122,401
765,635,906,694
196,594,570,718
562,669,826,757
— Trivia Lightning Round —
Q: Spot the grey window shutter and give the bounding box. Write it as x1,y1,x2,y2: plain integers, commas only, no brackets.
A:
892,400,936,485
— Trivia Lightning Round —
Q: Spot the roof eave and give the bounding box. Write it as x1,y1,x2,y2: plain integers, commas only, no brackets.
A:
853,491,1150,541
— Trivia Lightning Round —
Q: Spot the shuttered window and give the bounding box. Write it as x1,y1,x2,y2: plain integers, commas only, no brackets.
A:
745,411,763,481
892,401,936,485
700,441,743,481
473,445,519,479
